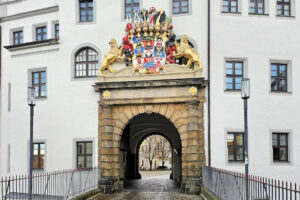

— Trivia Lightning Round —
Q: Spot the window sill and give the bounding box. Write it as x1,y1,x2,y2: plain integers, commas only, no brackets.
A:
4,39,59,51
36,97,47,101
221,11,242,15
227,161,245,166
76,21,96,25
249,13,269,16
271,161,292,166
276,15,295,19
33,169,44,172
72,76,98,81
224,89,241,94
170,12,191,17
269,91,292,96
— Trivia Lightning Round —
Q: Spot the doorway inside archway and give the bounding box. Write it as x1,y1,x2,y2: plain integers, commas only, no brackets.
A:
119,113,182,189
138,134,172,180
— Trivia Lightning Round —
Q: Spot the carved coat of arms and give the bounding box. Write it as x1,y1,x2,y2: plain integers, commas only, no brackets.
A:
98,7,203,75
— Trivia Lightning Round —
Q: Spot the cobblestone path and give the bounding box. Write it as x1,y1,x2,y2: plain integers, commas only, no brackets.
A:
93,178,203,200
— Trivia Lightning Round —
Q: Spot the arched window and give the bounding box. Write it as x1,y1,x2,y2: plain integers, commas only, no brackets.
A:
175,39,195,68
75,47,98,77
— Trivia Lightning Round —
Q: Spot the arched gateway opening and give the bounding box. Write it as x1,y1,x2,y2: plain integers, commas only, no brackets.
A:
119,113,182,183
95,73,206,194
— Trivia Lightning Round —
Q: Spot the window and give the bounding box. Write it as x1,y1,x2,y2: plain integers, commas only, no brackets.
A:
172,0,189,14
80,0,93,22
13,31,23,45
271,63,287,92
272,133,288,162
77,142,92,168
227,132,244,162
226,61,243,90
250,0,264,14
33,143,45,170
55,24,59,40
277,0,290,16
36,27,47,41
32,71,47,97
223,0,238,13
125,0,139,19
75,48,98,77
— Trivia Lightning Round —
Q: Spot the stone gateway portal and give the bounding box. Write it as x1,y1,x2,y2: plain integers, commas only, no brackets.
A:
94,68,206,194
93,6,206,195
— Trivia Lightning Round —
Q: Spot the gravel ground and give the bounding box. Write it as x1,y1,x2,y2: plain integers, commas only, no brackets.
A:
91,173,203,200
93,192,203,200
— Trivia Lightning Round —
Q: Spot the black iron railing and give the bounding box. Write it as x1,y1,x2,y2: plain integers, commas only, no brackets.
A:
202,166,300,200
0,167,99,200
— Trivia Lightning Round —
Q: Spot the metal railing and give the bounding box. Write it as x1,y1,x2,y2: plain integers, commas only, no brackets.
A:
0,167,99,200
202,166,300,200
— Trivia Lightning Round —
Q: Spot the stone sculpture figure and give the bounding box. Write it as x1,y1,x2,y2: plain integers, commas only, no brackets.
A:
98,38,124,74
173,34,203,70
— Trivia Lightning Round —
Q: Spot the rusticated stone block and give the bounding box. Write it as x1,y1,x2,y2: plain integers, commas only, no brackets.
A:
130,105,139,116
165,104,175,119
101,148,120,155
100,155,119,162
182,138,199,147
124,106,133,120
101,141,119,148
137,105,145,114
152,104,160,113
159,104,168,115
145,105,153,113
182,153,201,162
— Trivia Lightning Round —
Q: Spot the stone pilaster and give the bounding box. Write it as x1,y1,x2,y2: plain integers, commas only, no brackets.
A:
98,104,120,193
182,100,203,195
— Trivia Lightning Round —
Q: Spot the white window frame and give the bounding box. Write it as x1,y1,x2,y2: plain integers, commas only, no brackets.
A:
269,59,292,94
221,0,242,14
223,57,248,93
28,67,48,100
32,22,48,42
9,27,23,45
224,129,246,166
269,129,293,166
169,0,193,17
72,138,96,169
75,0,97,24
27,139,47,172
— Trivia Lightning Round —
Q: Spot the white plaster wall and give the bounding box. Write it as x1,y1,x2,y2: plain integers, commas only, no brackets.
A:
0,0,206,176
210,0,300,183
1,0,299,185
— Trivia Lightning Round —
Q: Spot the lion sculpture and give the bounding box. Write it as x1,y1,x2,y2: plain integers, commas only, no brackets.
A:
173,34,203,70
98,38,124,75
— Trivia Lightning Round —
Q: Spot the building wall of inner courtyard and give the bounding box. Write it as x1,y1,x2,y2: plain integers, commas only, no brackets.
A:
0,0,299,184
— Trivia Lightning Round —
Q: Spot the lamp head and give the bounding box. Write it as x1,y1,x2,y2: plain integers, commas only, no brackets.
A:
241,78,250,99
27,87,36,106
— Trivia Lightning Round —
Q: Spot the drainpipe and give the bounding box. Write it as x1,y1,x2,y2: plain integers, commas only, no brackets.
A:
0,25,2,176
207,0,211,167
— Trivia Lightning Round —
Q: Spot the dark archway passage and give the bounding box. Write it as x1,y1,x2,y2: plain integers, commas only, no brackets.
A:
119,113,182,189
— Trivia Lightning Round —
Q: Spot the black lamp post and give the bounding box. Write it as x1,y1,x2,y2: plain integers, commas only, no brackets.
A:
241,78,250,200
27,87,36,200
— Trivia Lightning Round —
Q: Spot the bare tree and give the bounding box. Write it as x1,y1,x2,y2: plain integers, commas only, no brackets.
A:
139,135,172,170
143,136,159,170
158,137,172,167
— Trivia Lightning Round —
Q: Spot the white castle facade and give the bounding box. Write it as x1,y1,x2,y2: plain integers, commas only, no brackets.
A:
0,0,299,184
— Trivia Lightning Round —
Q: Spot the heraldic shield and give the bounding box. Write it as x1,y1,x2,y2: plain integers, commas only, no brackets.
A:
132,35,166,74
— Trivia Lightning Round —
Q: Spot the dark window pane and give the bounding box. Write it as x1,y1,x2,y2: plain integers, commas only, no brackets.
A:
227,132,244,162
272,133,288,161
